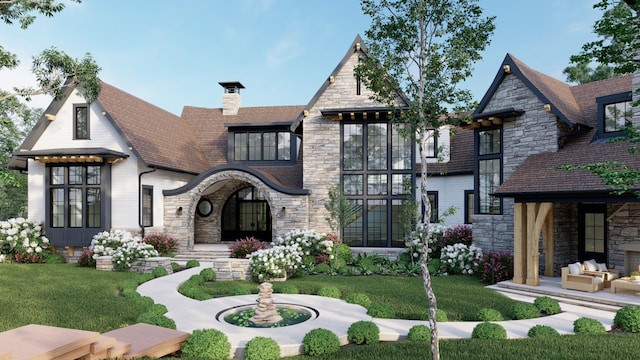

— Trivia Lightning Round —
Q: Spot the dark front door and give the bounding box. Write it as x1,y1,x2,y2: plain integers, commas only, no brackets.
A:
578,203,607,263
221,186,272,242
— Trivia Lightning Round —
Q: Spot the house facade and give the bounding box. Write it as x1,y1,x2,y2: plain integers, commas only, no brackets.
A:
9,36,474,256
468,54,640,284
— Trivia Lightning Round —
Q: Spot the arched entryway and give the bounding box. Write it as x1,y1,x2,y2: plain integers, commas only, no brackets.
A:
221,186,272,242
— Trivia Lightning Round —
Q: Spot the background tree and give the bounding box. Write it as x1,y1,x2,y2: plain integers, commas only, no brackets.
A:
0,91,39,218
563,61,615,84
0,0,101,102
355,1,494,358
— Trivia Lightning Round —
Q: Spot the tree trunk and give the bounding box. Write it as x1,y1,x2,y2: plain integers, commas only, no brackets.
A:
420,134,439,360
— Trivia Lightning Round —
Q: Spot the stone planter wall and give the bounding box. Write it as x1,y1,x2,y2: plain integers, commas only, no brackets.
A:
95,256,173,274
212,258,252,281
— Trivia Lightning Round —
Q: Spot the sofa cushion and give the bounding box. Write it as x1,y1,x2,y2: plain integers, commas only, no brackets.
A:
568,262,583,275
593,277,604,284
583,259,598,271
596,263,608,272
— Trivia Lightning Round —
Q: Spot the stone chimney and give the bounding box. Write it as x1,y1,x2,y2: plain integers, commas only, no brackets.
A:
219,81,245,116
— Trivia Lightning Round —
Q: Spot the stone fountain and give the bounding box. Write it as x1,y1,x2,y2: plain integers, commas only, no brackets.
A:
249,282,283,324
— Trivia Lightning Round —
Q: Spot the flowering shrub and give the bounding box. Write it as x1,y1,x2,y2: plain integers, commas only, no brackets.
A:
248,244,303,281
479,250,514,284
77,248,96,267
143,232,178,255
404,223,447,264
91,230,158,271
273,229,334,267
439,243,482,275
229,236,269,258
0,218,50,263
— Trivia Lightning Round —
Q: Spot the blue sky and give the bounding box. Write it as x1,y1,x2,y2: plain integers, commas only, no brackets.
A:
1,0,602,115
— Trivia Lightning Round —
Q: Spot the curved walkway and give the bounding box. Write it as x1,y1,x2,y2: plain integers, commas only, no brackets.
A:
137,264,617,358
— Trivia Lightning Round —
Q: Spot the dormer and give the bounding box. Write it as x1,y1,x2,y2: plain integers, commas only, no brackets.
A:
594,91,633,142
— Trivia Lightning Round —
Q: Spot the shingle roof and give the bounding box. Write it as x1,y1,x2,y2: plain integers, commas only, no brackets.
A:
426,127,474,175
98,81,210,174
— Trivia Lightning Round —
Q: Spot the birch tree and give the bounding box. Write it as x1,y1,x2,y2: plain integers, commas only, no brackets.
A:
355,1,494,358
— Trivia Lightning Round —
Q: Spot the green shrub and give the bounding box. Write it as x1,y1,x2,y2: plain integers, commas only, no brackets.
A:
317,286,341,299
420,308,448,322
334,243,352,263
226,286,252,296
186,259,200,269
347,321,380,345
533,296,561,315
45,253,66,264
573,317,606,334
471,322,507,339
188,274,205,285
152,266,168,278
148,303,168,316
367,303,396,318
133,295,155,309
136,273,155,284
179,283,211,300
476,308,504,322
273,283,299,294
120,287,140,299
181,329,231,360
407,325,431,343
136,312,177,329
302,328,340,356
527,324,559,338
315,263,331,274
345,293,372,308
244,336,280,360
510,302,540,320
200,268,216,281
120,278,140,291
171,262,181,272
614,306,640,333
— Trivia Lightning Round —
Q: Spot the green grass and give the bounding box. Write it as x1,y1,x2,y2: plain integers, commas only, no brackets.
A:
0,263,146,332
201,274,517,321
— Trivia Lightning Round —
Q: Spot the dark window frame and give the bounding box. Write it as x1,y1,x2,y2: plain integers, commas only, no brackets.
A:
141,185,153,227
474,125,503,215
596,92,632,139
73,104,90,140
464,190,474,224
229,127,295,165
422,191,439,224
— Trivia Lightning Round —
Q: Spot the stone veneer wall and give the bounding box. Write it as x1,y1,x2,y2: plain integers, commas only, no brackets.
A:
472,73,560,254
193,180,245,244
211,258,251,281
164,170,309,252
607,203,640,275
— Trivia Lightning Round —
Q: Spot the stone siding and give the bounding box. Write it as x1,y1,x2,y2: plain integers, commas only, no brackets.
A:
607,203,640,275
211,258,252,281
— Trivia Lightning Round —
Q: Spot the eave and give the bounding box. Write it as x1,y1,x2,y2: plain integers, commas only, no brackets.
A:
10,147,129,169
320,106,409,121
461,107,525,129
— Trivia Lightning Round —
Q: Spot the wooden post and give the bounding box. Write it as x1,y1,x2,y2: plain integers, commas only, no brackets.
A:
526,203,540,286
543,205,554,276
513,203,527,284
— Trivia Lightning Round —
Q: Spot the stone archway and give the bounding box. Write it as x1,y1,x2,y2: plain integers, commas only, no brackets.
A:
163,166,310,253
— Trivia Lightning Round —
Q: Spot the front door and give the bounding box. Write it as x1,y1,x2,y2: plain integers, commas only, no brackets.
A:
578,203,607,263
221,186,272,242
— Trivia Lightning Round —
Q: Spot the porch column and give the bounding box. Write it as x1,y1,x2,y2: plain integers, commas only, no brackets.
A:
526,203,540,286
542,205,554,276
513,203,527,284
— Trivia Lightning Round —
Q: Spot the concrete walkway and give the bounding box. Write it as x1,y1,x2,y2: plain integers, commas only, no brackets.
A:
137,264,617,358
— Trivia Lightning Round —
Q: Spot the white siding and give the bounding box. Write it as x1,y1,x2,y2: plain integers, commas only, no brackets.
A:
416,174,473,227
27,160,46,222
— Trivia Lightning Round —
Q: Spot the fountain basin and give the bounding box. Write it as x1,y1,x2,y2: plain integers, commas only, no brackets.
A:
216,303,319,328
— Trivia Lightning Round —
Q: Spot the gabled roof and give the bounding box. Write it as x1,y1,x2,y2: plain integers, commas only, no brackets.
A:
425,127,474,176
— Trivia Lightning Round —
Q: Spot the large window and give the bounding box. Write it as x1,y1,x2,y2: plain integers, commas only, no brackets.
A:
50,165,102,228
342,121,414,247
604,100,632,133
476,127,502,214
234,131,291,161
74,105,89,140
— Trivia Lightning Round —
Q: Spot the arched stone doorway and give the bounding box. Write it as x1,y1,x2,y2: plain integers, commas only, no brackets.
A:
221,186,272,242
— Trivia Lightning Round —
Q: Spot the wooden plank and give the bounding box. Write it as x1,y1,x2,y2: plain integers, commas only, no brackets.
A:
0,352,11,360
526,203,539,286
103,323,188,359
513,203,526,284
0,324,100,360
77,336,118,360
543,204,554,276
106,341,131,358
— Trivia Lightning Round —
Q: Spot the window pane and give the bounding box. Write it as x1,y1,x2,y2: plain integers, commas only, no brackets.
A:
51,189,65,227
427,192,438,223
367,123,387,170
69,188,82,228
263,132,276,160
391,199,407,247
465,191,474,224
343,175,363,195
142,187,153,227
479,129,501,155
51,167,64,185
479,159,501,214
392,174,411,195
392,124,412,169
234,133,247,160
75,106,88,139
69,166,83,185
343,124,363,170
278,132,291,160
248,133,262,160
87,188,101,228
87,166,100,185
605,101,631,132
367,200,387,247
343,200,363,247
424,129,436,158
367,174,387,195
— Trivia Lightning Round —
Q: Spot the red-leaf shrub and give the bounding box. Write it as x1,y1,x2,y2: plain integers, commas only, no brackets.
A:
229,236,269,258
479,250,514,284
143,232,178,255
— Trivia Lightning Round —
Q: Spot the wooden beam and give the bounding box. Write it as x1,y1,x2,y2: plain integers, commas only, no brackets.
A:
513,203,527,284
543,204,554,276
526,203,540,286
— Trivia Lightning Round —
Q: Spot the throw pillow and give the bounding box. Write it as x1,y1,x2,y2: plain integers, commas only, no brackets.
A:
568,263,582,275
596,263,608,272
583,259,598,271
